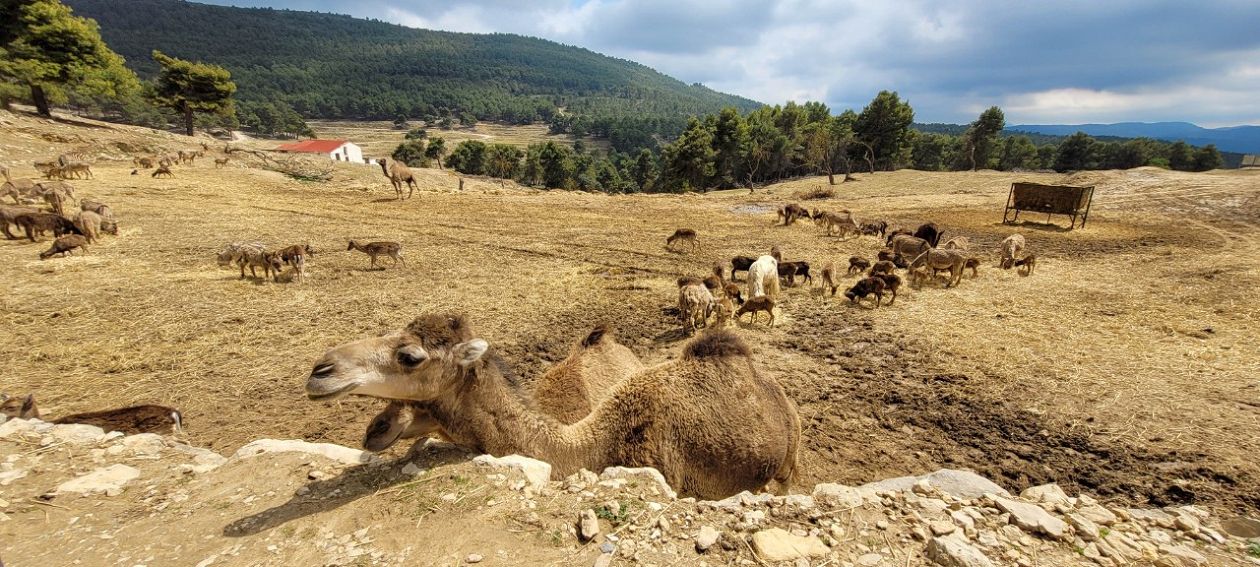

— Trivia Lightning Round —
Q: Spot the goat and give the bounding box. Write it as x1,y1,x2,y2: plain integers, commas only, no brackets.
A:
0,205,40,239
72,210,102,243
746,255,781,299
1014,254,1037,276
820,263,840,296
778,261,812,286
730,255,756,281
910,248,967,287
16,212,79,242
678,281,715,334
347,239,404,268
885,228,913,246
665,228,699,251
778,203,810,225
941,236,970,251
964,257,981,277
859,220,888,237
914,222,943,248
152,165,174,178
872,273,902,305
869,260,896,276
845,277,886,307
1000,234,1026,269
847,256,870,275
40,234,89,259
214,156,229,168
735,295,775,326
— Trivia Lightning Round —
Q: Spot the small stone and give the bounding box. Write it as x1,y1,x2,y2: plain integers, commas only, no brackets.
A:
56,464,141,496
579,509,601,542
913,479,935,495
990,494,1070,540
876,520,890,530
1078,505,1119,526
750,528,829,561
812,483,864,508
1173,514,1200,534
857,552,882,566
600,541,615,554
593,555,612,567
1019,484,1069,505
465,553,483,564
930,521,957,536
925,535,995,567
1066,513,1100,541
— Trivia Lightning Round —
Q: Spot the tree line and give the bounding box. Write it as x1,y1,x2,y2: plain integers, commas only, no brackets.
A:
395,92,1225,193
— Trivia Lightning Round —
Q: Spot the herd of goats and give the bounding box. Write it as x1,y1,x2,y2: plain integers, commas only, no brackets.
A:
1,146,1042,501
666,201,1037,333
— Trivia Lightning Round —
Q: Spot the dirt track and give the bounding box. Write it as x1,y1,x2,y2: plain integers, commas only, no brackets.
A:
3,112,1259,515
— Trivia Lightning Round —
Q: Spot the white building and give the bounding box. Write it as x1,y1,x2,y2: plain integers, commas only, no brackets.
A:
276,139,366,163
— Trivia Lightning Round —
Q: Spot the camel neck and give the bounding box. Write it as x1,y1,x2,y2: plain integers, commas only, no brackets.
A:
431,353,606,476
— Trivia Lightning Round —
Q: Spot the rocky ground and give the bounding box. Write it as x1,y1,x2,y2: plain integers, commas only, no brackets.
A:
2,416,1258,566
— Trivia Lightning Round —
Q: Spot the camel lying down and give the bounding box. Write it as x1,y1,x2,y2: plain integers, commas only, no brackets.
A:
307,313,801,500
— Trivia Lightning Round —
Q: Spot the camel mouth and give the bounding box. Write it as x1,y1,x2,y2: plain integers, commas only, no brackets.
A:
306,382,357,401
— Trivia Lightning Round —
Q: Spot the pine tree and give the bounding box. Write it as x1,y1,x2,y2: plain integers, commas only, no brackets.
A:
150,50,236,136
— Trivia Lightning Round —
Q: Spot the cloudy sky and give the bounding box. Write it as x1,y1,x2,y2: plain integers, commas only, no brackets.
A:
200,0,1260,126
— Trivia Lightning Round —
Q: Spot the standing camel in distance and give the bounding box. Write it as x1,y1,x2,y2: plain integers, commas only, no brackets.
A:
377,158,418,200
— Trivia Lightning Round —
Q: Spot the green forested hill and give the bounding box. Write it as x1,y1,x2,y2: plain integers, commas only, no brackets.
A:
65,0,759,143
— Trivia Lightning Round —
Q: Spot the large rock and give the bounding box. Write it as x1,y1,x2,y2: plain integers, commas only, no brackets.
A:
813,483,864,508
234,439,378,466
859,469,1010,501
47,423,106,445
925,535,995,567
750,528,829,561
598,466,676,499
1077,504,1119,526
578,509,600,542
1220,516,1260,538
56,464,140,496
1020,483,1069,505
473,454,551,489
989,494,1070,540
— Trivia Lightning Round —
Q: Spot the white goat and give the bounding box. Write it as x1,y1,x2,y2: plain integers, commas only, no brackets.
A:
746,255,781,299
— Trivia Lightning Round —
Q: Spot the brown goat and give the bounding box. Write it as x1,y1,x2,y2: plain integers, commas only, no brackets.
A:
73,210,102,243
666,228,699,251
845,277,886,307
1015,254,1037,276
872,273,902,305
40,234,89,259
735,295,776,326
54,405,183,435
847,256,870,275
1,205,39,240
870,260,896,276
16,212,78,242
152,165,174,178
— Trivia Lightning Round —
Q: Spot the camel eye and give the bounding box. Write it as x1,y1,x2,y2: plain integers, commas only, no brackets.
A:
396,347,427,367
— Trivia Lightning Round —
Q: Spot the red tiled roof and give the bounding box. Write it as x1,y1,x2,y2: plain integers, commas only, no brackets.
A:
275,139,350,153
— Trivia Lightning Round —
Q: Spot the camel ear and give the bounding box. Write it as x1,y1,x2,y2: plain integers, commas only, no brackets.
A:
453,339,488,368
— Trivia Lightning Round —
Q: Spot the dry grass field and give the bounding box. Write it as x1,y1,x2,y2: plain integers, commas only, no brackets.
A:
3,110,1259,517
306,119,605,159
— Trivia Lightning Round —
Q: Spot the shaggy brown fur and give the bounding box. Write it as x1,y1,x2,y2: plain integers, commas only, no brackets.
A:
40,234,89,259
54,405,183,435
777,260,812,286
735,295,776,326
877,250,895,263
0,205,39,240
730,255,756,280
889,234,931,263
16,212,78,242
873,273,902,305
914,222,943,248
870,260,896,276
348,239,404,268
1014,254,1037,276
1000,234,1026,269
859,220,888,237
678,281,715,334
378,158,418,199
666,228,699,251
845,276,886,307
884,228,913,246
309,316,800,499
723,283,744,305
133,156,155,168
847,256,870,275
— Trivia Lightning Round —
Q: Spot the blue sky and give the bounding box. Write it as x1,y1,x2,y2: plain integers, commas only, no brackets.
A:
198,0,1260,126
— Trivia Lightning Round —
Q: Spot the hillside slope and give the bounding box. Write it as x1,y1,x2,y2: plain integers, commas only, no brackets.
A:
65,0,760,127
1010,122,1260,154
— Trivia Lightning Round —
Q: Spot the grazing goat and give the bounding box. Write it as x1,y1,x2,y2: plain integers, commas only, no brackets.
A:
964,257,981,277
859,220,888,237
348,239,404,268
16,212,79,242
914,222,943,248
277,244,314,280
820,263,840,297
778,261,812,286
870,260,896,276
678,281,715,334
845,277,887,307
885,228,913,246
1000,234,1026,269
214,157,229,168
1014,254,1037,276
746,255,781,299
152,165,175,178
877,250,895,263
666,228,699,251
873,273,902,305
133,156,155,168
910,248,967,287
0,394,38,419
778,203,810,225
40,234,89,259
735,296,775,326
847,256,870,275
889,234,931,263
941,236,970,251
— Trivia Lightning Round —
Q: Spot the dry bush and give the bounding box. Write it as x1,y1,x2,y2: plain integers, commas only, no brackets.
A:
265,155,334,182
796,186,836,200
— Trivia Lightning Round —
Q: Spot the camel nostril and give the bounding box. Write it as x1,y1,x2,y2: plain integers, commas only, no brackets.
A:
311,362,336,378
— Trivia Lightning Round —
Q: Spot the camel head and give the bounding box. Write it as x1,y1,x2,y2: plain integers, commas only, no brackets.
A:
362,400,446,451
306,313,489,402
377,158,391,175
0,393,39,419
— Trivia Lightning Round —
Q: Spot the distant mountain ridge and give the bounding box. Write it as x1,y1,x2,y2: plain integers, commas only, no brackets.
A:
1009,122,1260,154
64,0,760,132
